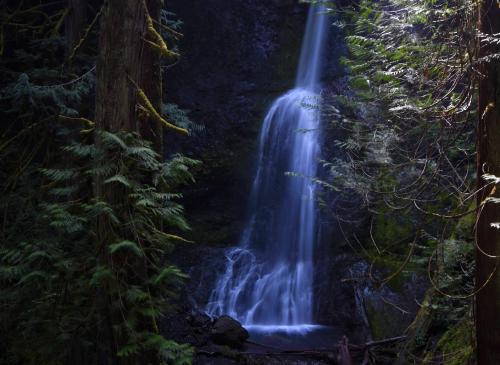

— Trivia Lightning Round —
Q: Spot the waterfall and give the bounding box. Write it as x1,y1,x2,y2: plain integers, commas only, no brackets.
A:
206,4,328,331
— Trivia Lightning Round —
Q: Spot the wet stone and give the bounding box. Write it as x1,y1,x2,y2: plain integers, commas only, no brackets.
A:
211,316,249,348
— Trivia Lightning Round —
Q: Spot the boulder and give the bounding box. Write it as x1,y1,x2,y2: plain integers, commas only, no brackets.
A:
211,315,249,348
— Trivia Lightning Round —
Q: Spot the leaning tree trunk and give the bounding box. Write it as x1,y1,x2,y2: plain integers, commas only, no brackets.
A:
476,1,500,364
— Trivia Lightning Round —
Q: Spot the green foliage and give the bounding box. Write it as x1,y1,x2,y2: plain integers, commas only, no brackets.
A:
325,0,480,359
0,129,198,364
0,3,197,364
162,103,204,134
328,0,478,265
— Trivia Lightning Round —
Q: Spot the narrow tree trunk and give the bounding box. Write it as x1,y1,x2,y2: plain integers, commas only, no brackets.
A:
476,1,500,364
65,0,87,57
139,0,164,152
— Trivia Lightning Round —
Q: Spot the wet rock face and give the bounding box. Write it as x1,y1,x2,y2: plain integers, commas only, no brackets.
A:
172,244,229,310
313,252,369,343
167,0,307,245
211,316,249,348
361,271,428,341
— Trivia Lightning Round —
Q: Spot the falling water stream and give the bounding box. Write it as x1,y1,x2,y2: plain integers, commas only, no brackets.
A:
206,4,328,334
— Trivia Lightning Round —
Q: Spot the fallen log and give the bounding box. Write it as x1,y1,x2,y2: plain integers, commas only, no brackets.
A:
243,334,407,354
197,335,407,364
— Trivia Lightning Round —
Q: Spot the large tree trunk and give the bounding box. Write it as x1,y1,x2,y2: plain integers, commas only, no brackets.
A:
94,1,164,363
95,0,163,150
476,1,500,364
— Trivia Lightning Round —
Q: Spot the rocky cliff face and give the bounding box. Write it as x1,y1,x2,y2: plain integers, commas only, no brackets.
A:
167,0,308,245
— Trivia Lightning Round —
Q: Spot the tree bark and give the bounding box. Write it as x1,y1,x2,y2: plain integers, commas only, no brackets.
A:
65,0,87,57
139,0,164,152
94,1,164,363
476,1,500,364
95,0,163,151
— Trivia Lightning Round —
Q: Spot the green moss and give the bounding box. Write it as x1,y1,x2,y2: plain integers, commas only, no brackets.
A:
369,252,413,292
370,171,414,249
400,289,435,359
367,189,417,291
373,210,413,247
365,296,407,340
423,320,475,365
365,209,419,293
400,288,475,365
365,300,385,340
454,201,476,241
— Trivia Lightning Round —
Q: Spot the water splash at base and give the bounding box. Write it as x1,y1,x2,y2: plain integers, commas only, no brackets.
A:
206,4,329,329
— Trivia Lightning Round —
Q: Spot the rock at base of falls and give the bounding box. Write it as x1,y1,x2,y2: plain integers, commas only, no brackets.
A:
211,316,249,348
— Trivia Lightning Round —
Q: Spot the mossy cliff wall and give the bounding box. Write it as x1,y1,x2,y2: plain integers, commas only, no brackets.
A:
166,0,307,245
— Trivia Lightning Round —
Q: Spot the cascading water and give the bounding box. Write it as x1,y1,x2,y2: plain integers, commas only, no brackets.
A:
206,4,328,332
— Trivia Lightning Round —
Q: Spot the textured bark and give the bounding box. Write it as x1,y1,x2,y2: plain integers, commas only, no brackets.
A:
93,1,164,363
139,0,164,152
476,1,500,364
95,0,163,151
65,0,87,57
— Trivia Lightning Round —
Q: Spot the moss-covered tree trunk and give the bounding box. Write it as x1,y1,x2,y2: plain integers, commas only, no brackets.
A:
476,1,500,363
95,0,163,149
139,1,164,152
94,1,164,363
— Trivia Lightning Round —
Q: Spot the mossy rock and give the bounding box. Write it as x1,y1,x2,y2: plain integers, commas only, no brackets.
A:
372,210,414,249
454,201,476,241
398,289,435,362
367,251,418,293
422,320,475,365
364,290,412,340
398,288,475,365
